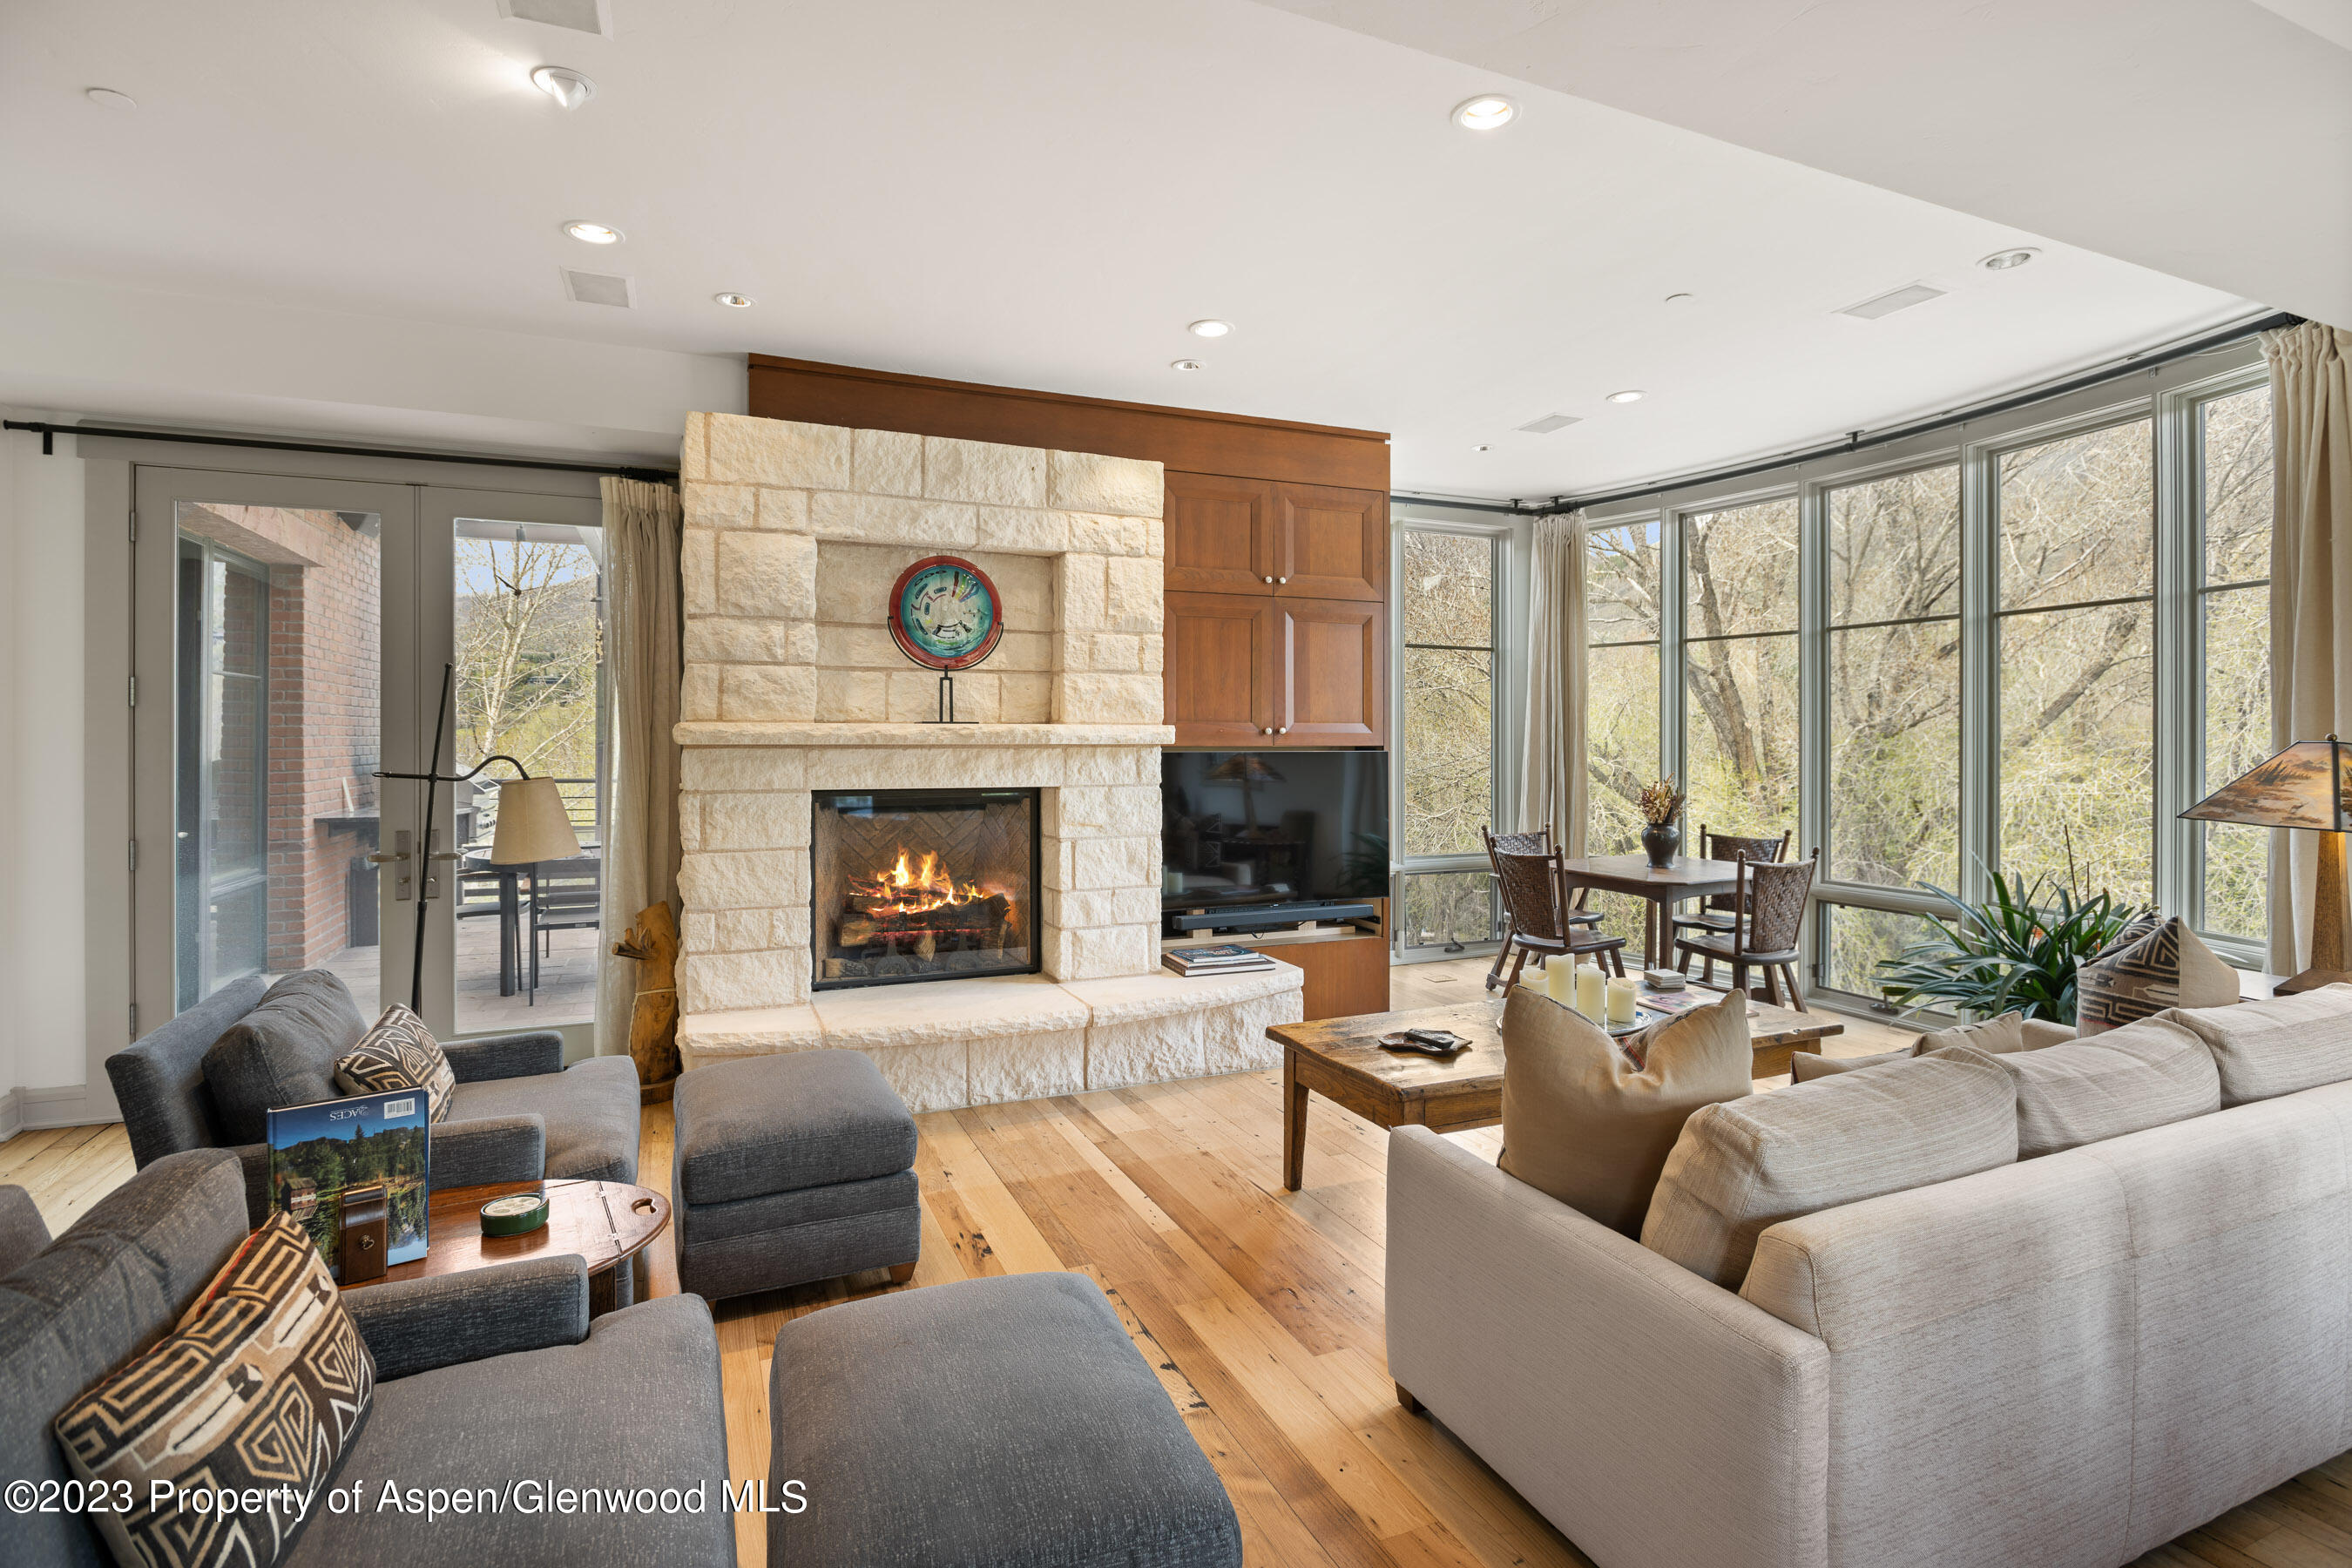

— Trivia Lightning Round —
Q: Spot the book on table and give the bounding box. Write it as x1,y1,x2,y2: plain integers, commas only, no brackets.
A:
267,1088,432,1279
1165,943,1277,976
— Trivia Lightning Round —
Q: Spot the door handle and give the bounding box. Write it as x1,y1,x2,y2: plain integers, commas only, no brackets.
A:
372,831,414,901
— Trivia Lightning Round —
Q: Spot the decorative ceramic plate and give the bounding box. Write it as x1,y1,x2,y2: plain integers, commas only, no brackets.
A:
888,555,1004,671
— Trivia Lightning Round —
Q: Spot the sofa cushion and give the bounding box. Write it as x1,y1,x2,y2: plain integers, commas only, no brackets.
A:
768,1272,1241,1568
1640,1050,2018,1288
201,971,368,1145
1497,987,1752,1235
2168,983,2352,1105
53,1212,373,1568
335,1005,457,1124
2076,916,2239,1037
1788,1045,1909,1082
444,1055,639,1184
1934,1017,2220,1158
672,1051,916,1206
283,1294,732,1568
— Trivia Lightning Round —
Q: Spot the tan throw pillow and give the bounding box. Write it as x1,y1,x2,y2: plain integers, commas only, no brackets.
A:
2167,983,2352,1105
52,1212,374,1567
1640,1050,2018,1288
1930,1016,2220,1158
1916,1010,2028,1055
335,1004,456,1123
1497,987,1753,1236
2075,916,2239,1037
1788,1046,1909,1082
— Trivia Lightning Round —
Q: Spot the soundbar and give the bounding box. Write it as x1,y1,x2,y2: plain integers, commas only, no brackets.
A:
1167,901,1380,933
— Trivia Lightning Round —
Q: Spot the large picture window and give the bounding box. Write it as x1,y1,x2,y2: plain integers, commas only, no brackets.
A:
1578,341,2272,1000
1396,522,1509,952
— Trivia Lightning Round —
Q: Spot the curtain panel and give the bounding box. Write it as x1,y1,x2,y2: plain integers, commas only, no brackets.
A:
1520,511,1589,852
2267,321,2352,975
596,476,685,1059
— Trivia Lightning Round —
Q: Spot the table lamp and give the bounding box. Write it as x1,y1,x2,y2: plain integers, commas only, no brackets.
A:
1205,752,1286,835
2181,734,2352,994
377,664,582,1013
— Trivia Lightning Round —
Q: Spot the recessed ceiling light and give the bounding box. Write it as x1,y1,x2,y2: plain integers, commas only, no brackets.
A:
1605,389,1646,404
85,87,137,111
1978,247,2040,271
713,292,754,308
1170,359,1204,372
1471,443,1491,453
1452,93,1517,131
530,66,597,110
1187,319,1232,339
563,220,623,245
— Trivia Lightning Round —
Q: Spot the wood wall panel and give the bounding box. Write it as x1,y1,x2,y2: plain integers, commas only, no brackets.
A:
747,355,1389,490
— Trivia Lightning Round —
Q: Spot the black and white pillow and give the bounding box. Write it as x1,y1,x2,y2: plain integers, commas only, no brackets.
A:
53,1213,374,1568
2077,916,2240,1037
334,1004,456,1124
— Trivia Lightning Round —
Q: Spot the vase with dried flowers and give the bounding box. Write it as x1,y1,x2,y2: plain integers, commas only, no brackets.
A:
1636,779,1685,869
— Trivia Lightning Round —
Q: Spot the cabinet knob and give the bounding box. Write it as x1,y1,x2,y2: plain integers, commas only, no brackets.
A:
1261,576,1274,584
1277,727,1288,735
1276,577,1287,584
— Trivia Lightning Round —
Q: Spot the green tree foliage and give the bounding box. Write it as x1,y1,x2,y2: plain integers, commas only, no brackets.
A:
454,537,602,798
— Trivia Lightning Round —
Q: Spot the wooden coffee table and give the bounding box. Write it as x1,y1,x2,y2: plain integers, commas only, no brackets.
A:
339,1176,670,1315
1271,989,1842,1192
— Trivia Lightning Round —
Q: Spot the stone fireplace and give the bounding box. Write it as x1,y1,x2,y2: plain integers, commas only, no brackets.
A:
670,412,1302,1112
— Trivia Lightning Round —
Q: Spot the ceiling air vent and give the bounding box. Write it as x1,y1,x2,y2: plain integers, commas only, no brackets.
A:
1838,283,1947,321
497,0,612,37
1517,413,1581,435
561,268,634,308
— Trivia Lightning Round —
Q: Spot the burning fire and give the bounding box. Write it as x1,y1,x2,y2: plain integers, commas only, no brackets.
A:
848,849,989,916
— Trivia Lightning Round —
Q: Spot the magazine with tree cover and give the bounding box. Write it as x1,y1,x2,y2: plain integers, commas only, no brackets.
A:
267,1089,431,1278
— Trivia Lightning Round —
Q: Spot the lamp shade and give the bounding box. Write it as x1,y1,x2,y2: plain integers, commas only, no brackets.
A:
489,776,582,864
2181,737,2352,832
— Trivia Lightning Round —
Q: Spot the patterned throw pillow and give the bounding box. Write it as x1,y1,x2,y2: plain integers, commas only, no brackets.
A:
334,1004,456,1123
52,1213,374,1568
2076,915,2240,1037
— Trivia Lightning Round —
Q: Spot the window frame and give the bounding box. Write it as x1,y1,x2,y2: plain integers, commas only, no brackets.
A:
1577,336,2271,1007
1389,505,1528,960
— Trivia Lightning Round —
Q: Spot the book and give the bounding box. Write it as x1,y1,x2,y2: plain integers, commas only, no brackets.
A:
267,1089,432,1280
1165,943,1278,976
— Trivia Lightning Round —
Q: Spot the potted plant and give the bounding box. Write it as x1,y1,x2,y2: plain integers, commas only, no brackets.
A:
1636,779,1685,869
1872,868,2146,1024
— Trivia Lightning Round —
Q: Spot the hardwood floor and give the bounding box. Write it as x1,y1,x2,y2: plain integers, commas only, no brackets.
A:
5,962,2348,1568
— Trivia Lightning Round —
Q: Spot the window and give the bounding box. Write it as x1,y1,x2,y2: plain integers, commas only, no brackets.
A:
1396,521,1511,956
1682,498,1799,840
2194,384,2274,942
1577,342,2271,1004
1995,419,2156,906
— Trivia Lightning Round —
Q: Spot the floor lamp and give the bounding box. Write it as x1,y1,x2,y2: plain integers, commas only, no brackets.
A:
376,663,582,1015
2182,733,2352,994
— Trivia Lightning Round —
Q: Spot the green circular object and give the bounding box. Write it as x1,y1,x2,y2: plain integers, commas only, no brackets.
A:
479,1191,550,1237
888,555,1004,670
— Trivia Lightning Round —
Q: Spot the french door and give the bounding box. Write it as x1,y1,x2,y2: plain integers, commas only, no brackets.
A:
130,467,607,1057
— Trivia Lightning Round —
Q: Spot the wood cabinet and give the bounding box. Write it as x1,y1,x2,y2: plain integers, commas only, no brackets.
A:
1164,475,1388,747
1164,591,1384,748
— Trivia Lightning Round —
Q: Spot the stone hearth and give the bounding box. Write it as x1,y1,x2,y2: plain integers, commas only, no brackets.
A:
671,412,1303,1112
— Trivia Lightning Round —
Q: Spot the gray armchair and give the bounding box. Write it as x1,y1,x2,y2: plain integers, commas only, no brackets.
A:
0,1150,731,1568
104,970,640,1227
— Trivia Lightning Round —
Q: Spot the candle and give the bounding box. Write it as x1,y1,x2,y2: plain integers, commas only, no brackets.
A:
1607,977,1639,1024
1576,963,1606,1021
1545,957,1573,1002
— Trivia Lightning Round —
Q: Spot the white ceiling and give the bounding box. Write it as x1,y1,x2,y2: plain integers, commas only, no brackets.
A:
0,0,2281,498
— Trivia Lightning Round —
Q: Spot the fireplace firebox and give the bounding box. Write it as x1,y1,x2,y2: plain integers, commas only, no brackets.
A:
810,788,1041,990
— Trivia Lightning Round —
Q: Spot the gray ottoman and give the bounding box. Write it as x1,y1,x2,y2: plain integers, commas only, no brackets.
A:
767,1273,1243,1568
671,1051,920,1301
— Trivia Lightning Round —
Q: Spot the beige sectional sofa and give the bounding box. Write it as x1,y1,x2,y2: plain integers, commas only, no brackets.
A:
1386,986,2352,1568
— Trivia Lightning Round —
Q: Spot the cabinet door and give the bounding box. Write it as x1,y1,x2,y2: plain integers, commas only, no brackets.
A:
1166,591,1280,746
1165,473,1277,594
1271,484,1386,601
1275,597,1386,747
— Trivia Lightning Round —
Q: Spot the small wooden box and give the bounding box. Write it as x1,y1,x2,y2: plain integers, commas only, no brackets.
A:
340,1180,389,1283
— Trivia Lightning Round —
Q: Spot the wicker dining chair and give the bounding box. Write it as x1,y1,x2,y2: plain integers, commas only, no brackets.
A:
1480,824,1602,991
1487,847,1627,992
1673,851,1818,1010
1666,826,1792,947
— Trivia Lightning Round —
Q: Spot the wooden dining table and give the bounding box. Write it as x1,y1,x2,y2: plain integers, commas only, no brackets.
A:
1556,853,1746,970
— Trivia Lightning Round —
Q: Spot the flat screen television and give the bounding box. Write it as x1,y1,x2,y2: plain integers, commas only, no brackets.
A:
1161,749,1389,934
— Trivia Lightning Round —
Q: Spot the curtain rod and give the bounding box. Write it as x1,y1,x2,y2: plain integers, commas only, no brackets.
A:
1,419,680,484
1537,309,2301,515
1389,490,1539,516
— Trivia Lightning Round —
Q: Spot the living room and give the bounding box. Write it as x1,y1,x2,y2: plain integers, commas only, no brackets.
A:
3,3,2349,1566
